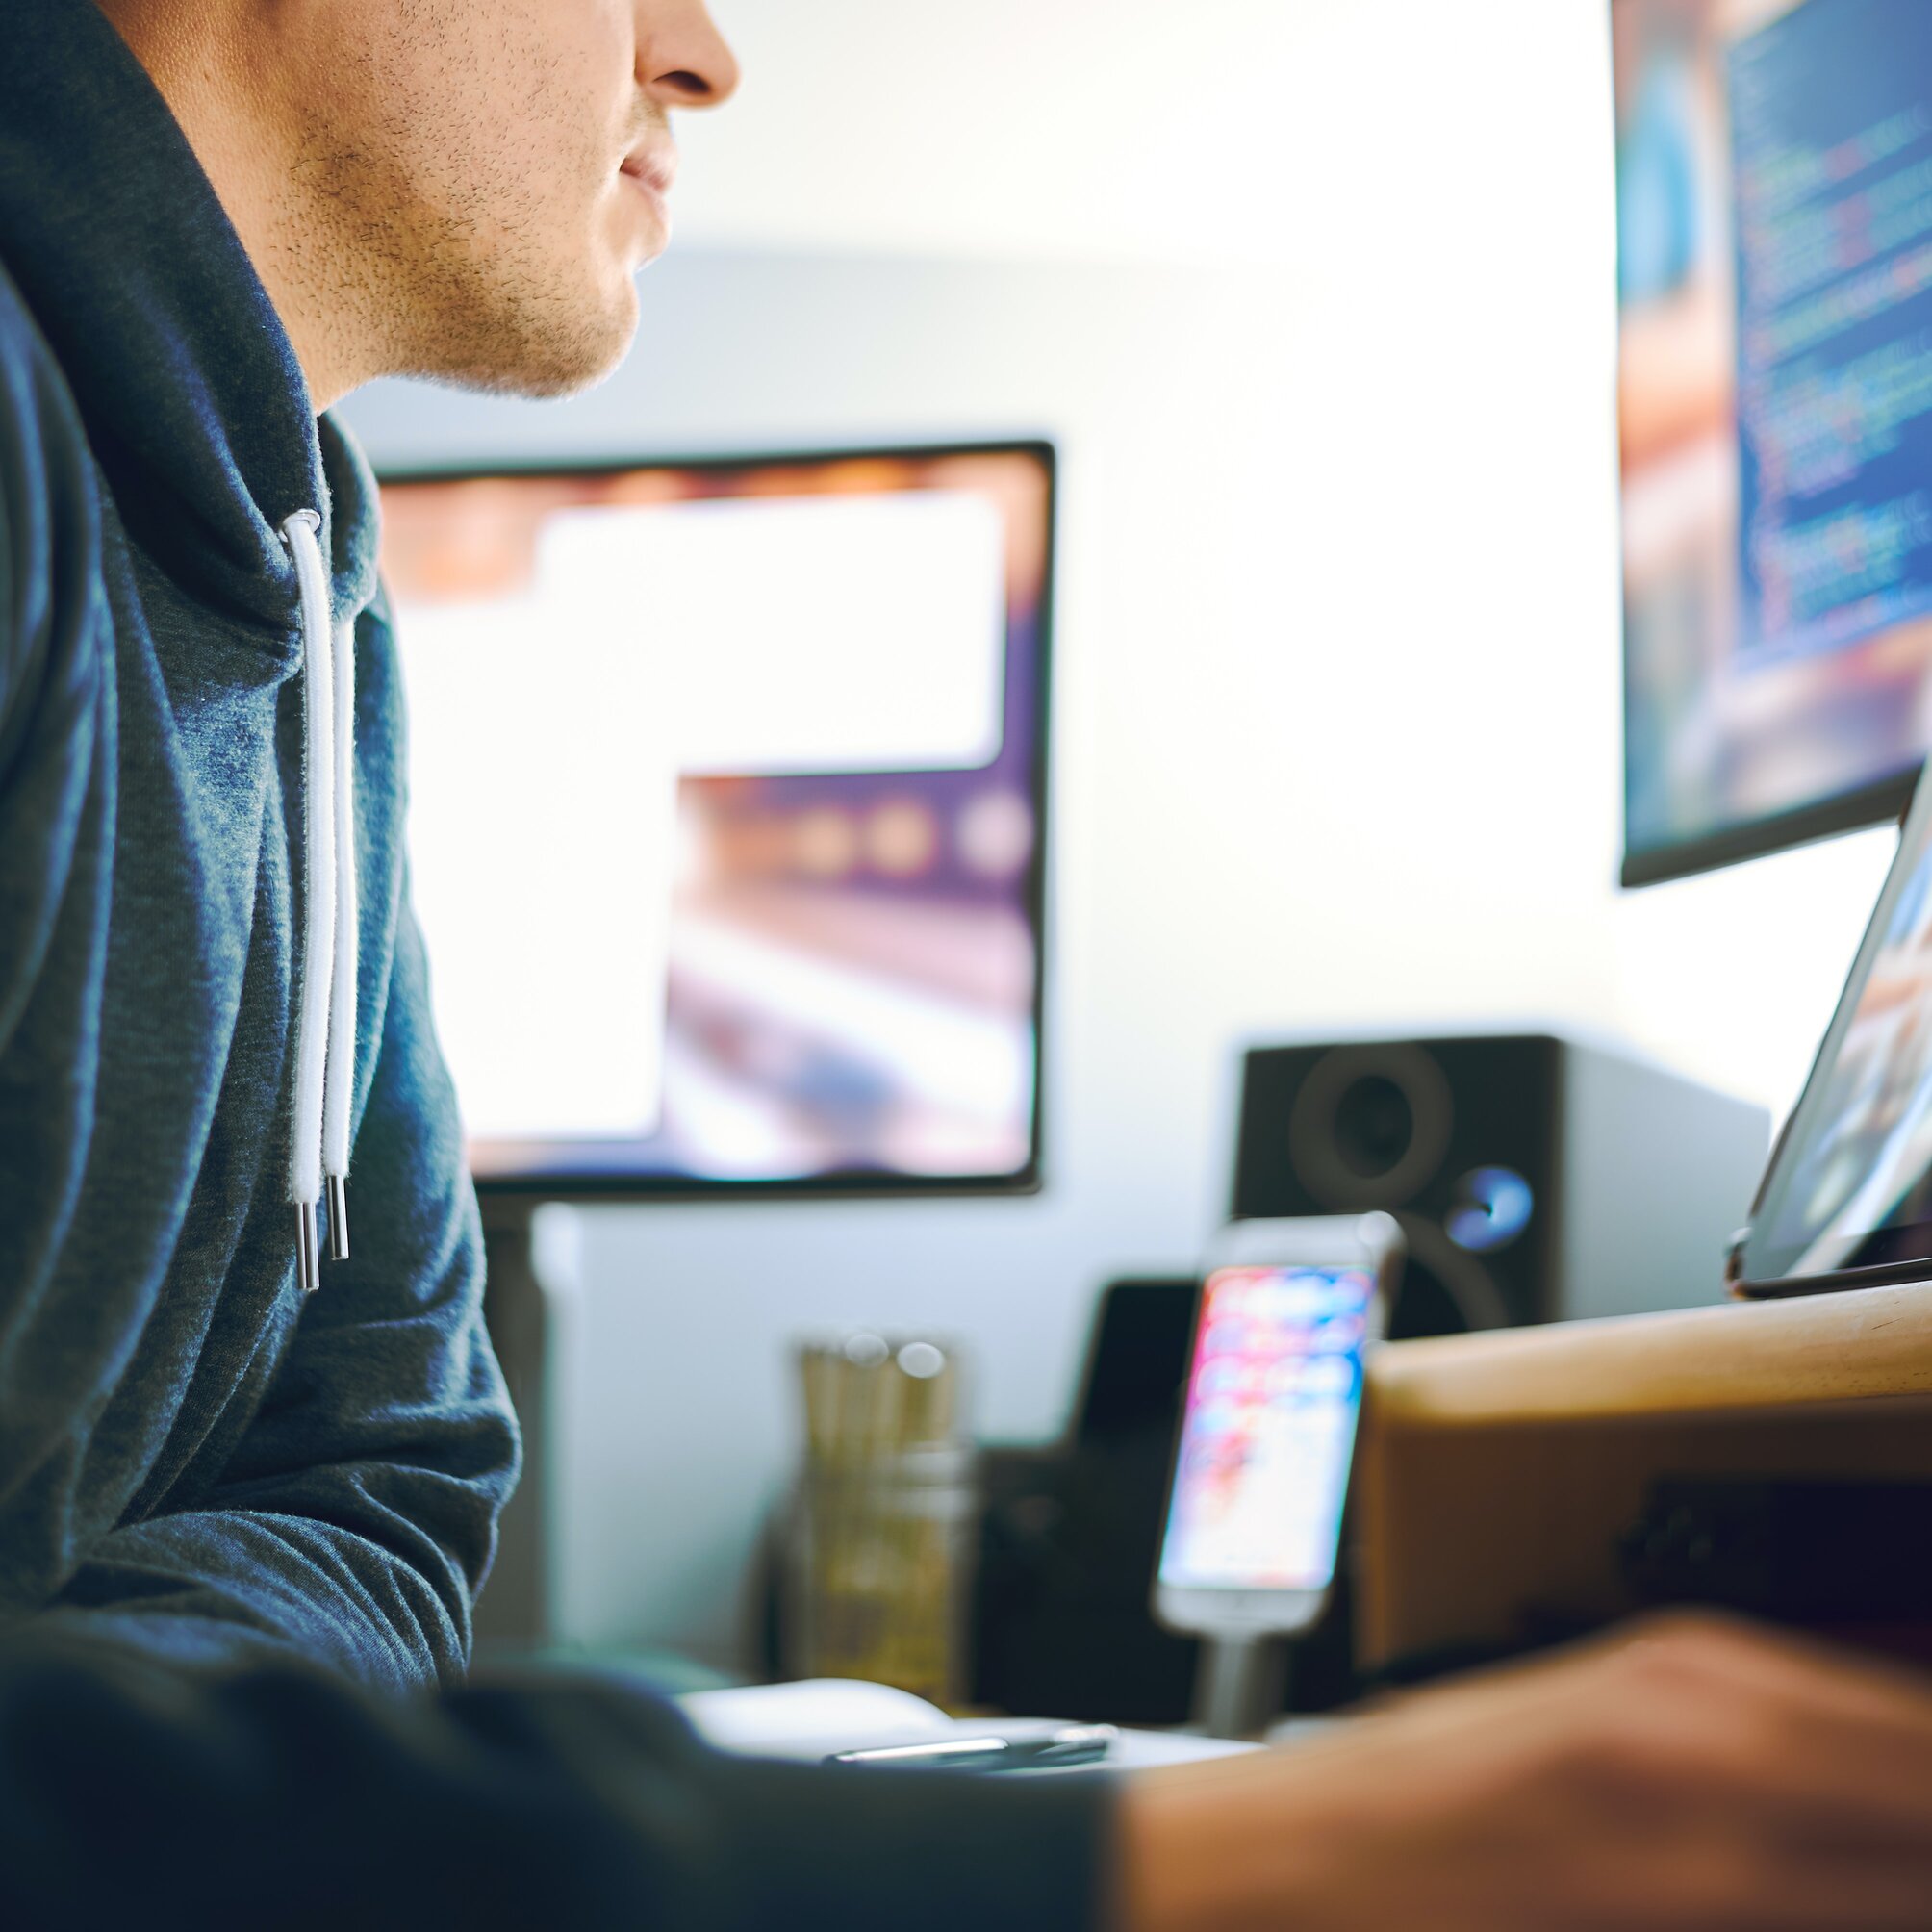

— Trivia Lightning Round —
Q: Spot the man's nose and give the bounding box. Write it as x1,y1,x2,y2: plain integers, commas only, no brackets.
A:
641,0,741,111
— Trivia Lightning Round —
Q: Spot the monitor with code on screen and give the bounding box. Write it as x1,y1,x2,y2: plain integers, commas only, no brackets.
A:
1617,0,1932,882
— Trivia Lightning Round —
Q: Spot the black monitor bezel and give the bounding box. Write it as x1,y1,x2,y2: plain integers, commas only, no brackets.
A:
1620,766,1921,890
374,436,1056,1203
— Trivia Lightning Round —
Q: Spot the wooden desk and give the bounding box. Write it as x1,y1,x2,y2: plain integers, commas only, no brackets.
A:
1355,1283,1932,1671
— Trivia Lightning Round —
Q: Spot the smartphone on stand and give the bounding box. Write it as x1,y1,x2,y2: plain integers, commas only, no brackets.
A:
1153,1214,1404,1732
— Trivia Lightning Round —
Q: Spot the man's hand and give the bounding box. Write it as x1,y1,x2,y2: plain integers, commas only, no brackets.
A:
1120,1614,1932,1931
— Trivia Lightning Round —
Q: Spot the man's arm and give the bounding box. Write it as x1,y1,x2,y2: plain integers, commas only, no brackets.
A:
1122,1615,1932,1931
5,1613,1930,1929
37,900,521,1689
0,1632,1108,1931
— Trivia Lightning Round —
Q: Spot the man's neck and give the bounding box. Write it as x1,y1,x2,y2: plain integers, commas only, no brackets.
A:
95,0,362,410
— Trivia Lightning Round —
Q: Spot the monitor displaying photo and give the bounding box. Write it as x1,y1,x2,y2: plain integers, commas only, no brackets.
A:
1616,0,1932,882
377,442,1053,1195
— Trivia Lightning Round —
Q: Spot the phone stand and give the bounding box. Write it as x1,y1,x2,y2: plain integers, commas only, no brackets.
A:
1191,1636,1288,1740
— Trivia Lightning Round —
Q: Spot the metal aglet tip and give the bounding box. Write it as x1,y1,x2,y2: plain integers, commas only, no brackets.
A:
326,1175,350,1263
295,1201,321,1295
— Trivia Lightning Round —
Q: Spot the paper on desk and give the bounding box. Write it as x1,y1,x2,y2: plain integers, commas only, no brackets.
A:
679,1679,953,1759
676,1680,1264,1770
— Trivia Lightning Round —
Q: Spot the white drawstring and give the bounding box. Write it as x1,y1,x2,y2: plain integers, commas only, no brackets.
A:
324,609,358,1262
280,509,354,1293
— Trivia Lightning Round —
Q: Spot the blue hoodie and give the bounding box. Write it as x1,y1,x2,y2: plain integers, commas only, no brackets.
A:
0,0,518,1682
0,3,1107,1924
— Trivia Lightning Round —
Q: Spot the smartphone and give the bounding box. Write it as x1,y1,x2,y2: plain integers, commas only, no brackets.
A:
1153,1213,1403,1640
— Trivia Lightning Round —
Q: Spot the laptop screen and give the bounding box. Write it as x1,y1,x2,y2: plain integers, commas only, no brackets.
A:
1741,772,1932,1286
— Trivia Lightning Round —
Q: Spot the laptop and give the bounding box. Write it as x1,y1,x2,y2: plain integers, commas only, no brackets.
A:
1729,767,1932,1299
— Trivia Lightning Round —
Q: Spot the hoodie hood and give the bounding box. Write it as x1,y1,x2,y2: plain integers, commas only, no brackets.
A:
0,0,378,630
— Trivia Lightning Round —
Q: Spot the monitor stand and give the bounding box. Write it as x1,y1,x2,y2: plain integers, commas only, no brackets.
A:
474,1197,585,1655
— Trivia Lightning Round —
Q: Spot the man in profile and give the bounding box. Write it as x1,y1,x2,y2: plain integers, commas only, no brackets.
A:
3,0,1932,1925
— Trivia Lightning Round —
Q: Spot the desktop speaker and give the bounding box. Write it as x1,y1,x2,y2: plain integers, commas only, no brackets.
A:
1231,1034,1770,1337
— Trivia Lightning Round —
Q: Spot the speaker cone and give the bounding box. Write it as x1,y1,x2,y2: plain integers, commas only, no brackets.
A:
1287,1044,1454,1209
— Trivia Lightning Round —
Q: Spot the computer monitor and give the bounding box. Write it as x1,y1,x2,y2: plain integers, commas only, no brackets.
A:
376,440,1053,1196
1616,0,1932,885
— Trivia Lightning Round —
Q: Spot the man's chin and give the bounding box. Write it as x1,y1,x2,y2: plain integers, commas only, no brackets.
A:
425,277,640,401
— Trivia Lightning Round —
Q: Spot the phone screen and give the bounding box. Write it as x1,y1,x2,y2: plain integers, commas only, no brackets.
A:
1157,1262,1374,1593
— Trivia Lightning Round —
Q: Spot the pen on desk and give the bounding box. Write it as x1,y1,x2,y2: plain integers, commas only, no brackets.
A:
826,1724,1117,1773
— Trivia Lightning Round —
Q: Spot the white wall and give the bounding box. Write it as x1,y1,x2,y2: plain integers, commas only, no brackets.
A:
339,0,1899,1666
